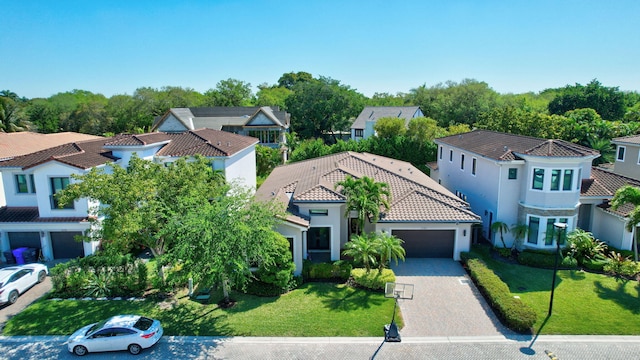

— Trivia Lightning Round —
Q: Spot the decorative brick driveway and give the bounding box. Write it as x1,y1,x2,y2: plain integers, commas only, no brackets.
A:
392,258,515,337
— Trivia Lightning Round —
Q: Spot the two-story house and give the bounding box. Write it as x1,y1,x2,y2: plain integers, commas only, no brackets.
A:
152,106,289,151
0,129,258,262
350,106,423,141
256,151,480,274
431,130,600,250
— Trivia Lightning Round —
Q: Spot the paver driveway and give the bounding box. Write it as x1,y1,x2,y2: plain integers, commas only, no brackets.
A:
392,258,516,337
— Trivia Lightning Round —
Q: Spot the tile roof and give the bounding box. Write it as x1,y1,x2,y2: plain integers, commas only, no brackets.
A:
612,134,640,145
256,152,480,225
351,106,421,130
435,130,599,161
0,132,102,160
0,129,258,170
0,207,88,223
583,167,640,217
153,106,290,131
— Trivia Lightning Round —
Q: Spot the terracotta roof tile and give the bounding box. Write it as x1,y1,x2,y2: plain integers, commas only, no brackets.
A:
0,132,102,160
436,130,599,161
612,134,640,145
256,152,480,224
583,167,640,217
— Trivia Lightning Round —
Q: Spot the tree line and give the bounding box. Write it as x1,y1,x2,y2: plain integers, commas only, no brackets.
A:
2,74,640,163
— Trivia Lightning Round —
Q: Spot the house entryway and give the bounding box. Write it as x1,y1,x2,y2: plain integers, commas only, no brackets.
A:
392,258,515,337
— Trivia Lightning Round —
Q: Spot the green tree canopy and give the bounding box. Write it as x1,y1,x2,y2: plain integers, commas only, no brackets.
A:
548,79,626,121
335,175,391,232
205,78,254,106
373,117,406,138
610,185,640,261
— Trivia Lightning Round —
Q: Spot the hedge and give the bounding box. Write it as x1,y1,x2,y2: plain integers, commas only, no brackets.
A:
464,257,537,333
302,260,352,281
350,268,395,291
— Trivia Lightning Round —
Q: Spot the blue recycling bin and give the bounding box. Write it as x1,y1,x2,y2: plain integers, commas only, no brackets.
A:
12,247,29,265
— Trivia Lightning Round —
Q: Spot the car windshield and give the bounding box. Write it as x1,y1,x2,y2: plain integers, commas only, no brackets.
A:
87,319,109,336
133,317,153,331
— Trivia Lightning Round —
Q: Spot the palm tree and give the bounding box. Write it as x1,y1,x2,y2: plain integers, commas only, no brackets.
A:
610,185,640,262
510,223,529,251
336,175,391,233
374,232,406,273
342,233,378,273
588,138,615,165
490,221,509,248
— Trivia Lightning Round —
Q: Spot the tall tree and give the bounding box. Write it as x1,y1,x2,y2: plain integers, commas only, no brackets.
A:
277,71,313,90
167,186,287,302
205,78,254,106
548,79,625,121
610,185,640,261
374,117,406,138
335,175,391,232
286,76,366,141
255,83,292,109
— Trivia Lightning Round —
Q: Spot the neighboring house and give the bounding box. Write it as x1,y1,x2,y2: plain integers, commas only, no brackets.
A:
611,135,640,180
350,106,423,141
0,132,102,207
431,130,600,250
151,106,290,151
255,152,480,275
0,129,258,262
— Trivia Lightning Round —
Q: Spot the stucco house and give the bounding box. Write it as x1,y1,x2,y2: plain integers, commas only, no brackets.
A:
350,106,423,141
431,129,640,253
0,129,258,262
152,106,289,151
611,134,640,180
255,151,480,275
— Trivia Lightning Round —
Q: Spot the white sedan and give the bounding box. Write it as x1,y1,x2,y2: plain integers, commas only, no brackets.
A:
67,315,163,356
0,263,48,305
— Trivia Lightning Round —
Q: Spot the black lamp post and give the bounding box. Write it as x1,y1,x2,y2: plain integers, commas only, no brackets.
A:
548,222,567,316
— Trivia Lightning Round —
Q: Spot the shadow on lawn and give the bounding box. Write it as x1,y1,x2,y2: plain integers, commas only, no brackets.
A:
593,279,640,314
302,282,386,312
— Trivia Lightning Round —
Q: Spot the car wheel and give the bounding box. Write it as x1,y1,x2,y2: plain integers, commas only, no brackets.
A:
8,291,18,305
37,270,46,283
128,343,142,355
73,345,88,356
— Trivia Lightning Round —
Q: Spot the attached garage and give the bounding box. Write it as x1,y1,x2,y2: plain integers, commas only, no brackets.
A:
392,230,455,258
8,232,41,250
51,231,85,259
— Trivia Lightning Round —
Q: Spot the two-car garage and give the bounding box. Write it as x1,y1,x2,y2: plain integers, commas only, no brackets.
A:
5,231,85,260
392,229,456,258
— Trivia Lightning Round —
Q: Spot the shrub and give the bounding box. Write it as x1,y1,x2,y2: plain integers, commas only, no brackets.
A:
303,261,352,281
565,229,608,266
517,250,560,268
561,256,578,268
604,252,640,277
465,258,537,333
350,268,395,291
582,258,608,272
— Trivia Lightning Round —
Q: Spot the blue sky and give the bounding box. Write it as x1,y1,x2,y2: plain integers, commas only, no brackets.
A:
3,0,639,99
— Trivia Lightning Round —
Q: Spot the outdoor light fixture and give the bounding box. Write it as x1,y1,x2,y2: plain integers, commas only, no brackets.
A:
548,222,568,316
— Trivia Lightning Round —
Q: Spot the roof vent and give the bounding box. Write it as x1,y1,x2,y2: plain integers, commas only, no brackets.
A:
271,191,275,196
503,146,508,152
217,141,221,146
227,142,231,146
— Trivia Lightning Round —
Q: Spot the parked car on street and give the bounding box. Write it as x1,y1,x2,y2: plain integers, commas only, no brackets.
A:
0,263,48,305
67,315,163,356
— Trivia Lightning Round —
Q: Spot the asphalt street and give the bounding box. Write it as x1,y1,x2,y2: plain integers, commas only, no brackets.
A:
1,335,640,360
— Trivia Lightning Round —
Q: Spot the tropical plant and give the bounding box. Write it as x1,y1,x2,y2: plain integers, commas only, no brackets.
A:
510,223,529,251
603,252,640,277
490,221,509,248
342,233,378,273
373,232,406,273
565,229,608,265
335,176,391,233
610,185,640,261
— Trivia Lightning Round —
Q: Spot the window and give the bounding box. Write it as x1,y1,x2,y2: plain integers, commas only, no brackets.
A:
545,218,556,245
508,168,517,180
527,217,540,244
354,129,363,138
460,154,465,170
309,209,328,216
50,177,73,209
439,146,443,160
449,150,453,162
532,168,544,190
472,158,477,175
617,146,626,161
308,227,330,250
550,169,561,191
15,174,36,194
247,130,279,144
563,170,574,191
287,237,294,257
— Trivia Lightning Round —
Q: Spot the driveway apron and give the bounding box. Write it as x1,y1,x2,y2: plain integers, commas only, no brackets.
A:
392,258,515,337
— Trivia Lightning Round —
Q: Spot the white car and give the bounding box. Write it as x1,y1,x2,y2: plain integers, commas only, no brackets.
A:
0,263,48,305
67,315,163,356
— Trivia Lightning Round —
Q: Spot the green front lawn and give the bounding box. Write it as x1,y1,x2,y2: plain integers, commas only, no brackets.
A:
477,249,640,334
3,283,400,337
